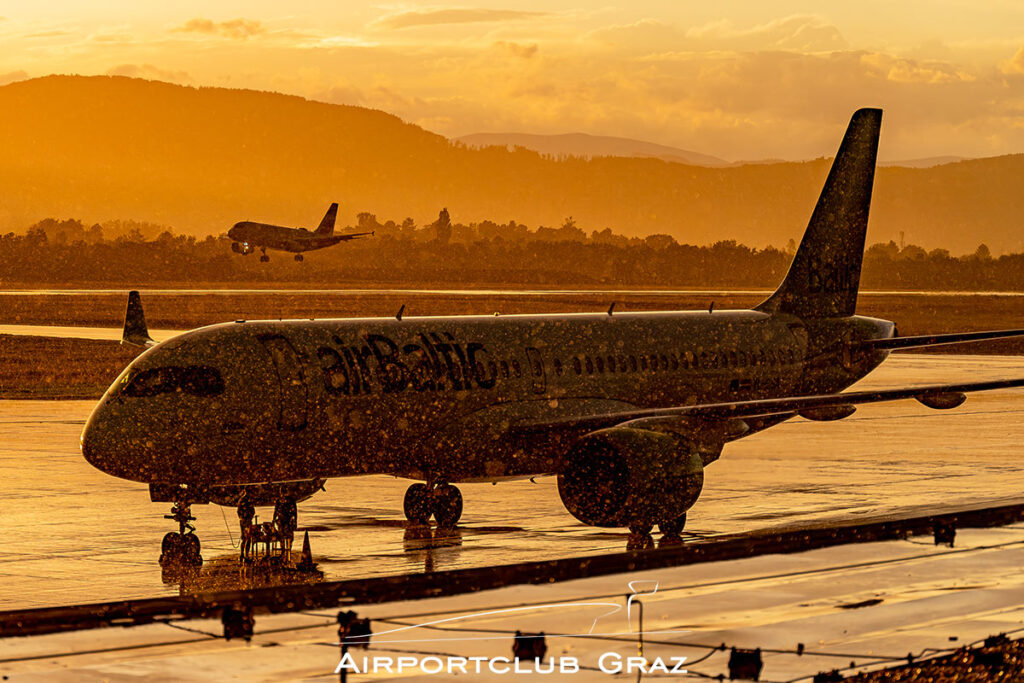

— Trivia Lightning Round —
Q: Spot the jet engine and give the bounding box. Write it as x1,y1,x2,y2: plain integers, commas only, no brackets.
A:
231,241,255,255
557,427,704,528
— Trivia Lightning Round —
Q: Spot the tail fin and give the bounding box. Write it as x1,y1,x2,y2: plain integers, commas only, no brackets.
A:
756,108,882,318
122,290,155,348
315,203,339,235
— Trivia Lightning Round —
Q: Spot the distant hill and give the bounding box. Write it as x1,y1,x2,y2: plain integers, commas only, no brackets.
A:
0,75,1023,254
456,132,730,167
880,156,968,168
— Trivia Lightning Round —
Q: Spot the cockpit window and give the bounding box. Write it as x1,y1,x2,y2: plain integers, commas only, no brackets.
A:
122,366,225,398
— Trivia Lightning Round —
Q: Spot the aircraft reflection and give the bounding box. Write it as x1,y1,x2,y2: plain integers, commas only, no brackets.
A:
161,552,324,595
403,525,464,573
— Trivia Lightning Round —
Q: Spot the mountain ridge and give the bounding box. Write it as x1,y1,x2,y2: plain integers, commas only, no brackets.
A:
0,75,1022,254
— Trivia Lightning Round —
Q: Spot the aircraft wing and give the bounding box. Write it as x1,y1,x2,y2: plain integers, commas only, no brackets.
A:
851,328,1024,351
511,378,1024,437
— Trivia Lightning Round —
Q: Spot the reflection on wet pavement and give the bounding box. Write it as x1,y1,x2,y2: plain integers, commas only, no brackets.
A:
2,354,1023,610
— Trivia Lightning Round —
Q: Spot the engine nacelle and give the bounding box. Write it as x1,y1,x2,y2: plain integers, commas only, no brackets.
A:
557,428,704,528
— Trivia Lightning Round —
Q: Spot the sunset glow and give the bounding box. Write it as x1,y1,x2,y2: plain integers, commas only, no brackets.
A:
4,2,1024,161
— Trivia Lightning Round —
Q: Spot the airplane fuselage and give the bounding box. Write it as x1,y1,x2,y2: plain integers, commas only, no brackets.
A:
228,221,348,254
82,310,893,489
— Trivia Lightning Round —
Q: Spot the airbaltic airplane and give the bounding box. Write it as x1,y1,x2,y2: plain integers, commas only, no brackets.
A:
228,202,373,262
83,109,1024,565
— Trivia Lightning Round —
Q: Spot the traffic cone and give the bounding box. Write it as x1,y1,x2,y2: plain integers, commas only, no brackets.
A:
296,531,315,571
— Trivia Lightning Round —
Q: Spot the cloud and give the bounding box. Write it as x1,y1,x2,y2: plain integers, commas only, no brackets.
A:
106,64,191,84
861,53,976,84
1001,45,1024,75
25,29,76,39
687,15,848,52
0,70,28,85
589,15,847,54
494,41,538,59
372,8,547,30
173,18,266,40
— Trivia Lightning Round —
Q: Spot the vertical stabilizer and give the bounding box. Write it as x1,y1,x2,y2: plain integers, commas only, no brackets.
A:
757,108,882,318
315,202,339,235
122,290,155,347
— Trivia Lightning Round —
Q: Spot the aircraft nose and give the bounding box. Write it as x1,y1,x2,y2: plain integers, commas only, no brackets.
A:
81,402,144,481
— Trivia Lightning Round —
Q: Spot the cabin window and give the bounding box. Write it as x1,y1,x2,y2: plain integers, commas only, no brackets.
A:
585,357,594,374
738,350,747,367
512,359,522,377
573,357,582,375
607,356,616,373
669,354,679,370
553,358,564,376
728,351,738,368
595,356,605,373
499,360,510,378
487,360,498,381
629,355,638,372
123,365,225,398
640,355,649,371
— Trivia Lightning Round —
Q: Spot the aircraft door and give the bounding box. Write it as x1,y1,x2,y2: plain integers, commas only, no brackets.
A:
258,334,308,431
525,347,546,394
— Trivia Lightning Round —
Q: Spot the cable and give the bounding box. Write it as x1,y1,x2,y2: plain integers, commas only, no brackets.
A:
220,504,239,549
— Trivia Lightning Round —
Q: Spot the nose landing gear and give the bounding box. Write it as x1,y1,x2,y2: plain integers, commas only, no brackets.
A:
160,499,203,567
403,482,463,527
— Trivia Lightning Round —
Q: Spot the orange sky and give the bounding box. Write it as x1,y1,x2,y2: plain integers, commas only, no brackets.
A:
4,2,1024,161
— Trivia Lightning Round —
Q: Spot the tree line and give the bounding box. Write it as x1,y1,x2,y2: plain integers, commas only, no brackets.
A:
1,215,1022,290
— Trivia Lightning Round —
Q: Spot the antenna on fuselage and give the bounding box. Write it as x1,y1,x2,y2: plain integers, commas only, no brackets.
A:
607,302,616,316
708,301,715,314
396,304,406,321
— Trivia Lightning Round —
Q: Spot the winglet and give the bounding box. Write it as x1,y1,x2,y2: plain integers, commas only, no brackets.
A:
122,290,155,348
316,202,339,235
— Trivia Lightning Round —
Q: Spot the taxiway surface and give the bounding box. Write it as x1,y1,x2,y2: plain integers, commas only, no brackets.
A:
2,354,1023,611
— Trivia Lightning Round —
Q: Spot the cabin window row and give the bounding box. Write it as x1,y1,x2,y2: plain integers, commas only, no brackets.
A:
550,347,798,377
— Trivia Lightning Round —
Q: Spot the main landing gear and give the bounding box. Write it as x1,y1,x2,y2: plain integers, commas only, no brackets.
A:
160,498,203,567
626,514,688,551
404,482,463,527
294,253,304,262
259,248,270,263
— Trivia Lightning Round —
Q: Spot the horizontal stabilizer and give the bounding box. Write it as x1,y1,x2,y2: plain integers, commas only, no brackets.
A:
122,290,155,348
852,328,1024,351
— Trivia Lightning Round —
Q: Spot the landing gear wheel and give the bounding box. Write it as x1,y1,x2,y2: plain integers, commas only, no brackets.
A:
183,533,202,565
404,483,433,524
433,484,463,527
294,254,304,262
161,531,183,562
259,254,270,262
658,513,687,539
160,532,202,566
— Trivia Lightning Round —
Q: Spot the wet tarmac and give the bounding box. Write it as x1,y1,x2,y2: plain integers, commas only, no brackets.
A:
2,354,1023,611
7,525,1024,681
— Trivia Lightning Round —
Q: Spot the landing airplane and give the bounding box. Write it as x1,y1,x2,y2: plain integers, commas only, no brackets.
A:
82,108,1024,565
228,202,373,262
